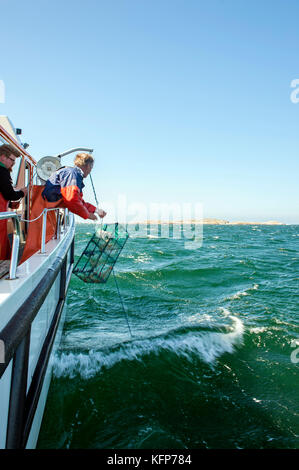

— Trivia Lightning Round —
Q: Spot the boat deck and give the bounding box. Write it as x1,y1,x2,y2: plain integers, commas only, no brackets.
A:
0,261,9,279
0,235,26,279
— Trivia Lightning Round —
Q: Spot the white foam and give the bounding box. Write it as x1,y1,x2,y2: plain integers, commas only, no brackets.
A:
187,313,213,323
230,291,249,300
250,327,267,334
53,316,245,379
220,308,231,317
228,284,259,300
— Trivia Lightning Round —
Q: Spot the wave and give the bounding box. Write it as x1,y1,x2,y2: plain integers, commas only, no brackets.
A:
227,284,259,300
115,264,229,281
53,315,244,379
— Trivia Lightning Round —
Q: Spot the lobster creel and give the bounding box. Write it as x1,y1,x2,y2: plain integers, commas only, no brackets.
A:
73,223,129,283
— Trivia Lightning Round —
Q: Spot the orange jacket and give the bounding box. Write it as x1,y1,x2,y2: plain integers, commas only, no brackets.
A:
42,166,96,219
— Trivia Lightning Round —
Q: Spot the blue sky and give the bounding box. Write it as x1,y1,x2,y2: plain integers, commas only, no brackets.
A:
1,0,299,223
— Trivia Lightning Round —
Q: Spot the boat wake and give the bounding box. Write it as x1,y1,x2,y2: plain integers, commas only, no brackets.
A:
53,315,244,380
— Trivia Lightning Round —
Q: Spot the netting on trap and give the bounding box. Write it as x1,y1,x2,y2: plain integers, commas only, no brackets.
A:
73,223,129,283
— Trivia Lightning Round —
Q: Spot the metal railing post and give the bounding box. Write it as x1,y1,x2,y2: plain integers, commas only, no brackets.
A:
64,208,69,232
9,216,21,280
40,208,65,253
41,210,47,254
0,212,21,280
56,211,61,240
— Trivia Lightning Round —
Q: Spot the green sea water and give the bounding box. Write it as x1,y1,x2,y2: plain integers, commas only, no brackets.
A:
37,224,299,449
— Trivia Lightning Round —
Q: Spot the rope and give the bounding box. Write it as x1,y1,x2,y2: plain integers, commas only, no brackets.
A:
90,174,132,337
20,209,45,223
112,269,133,339
90,174,99,206
89,173,102,233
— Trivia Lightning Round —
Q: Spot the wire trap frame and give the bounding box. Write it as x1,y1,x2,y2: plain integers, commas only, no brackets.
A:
73,223,129,283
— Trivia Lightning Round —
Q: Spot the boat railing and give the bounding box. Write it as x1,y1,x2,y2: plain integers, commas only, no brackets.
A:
41,207,70,254
0,207,70,279
0,212,22,280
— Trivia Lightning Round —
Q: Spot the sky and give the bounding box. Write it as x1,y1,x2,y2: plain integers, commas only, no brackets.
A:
0,0,299,224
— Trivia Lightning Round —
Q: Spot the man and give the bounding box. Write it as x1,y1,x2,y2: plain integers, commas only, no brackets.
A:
0,144,28,259
42,152,106,220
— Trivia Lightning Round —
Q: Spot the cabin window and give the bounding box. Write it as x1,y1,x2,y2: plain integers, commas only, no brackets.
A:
11,156,22,185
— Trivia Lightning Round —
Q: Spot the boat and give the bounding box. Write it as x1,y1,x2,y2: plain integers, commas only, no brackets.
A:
0,116,88,449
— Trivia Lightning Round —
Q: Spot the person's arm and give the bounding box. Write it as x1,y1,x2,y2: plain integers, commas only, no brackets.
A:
61,186,94,219
59,168,96,219
82,200,97,215
0,170,25,201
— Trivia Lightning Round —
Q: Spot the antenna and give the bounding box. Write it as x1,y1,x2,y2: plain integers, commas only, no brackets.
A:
55,147,93,159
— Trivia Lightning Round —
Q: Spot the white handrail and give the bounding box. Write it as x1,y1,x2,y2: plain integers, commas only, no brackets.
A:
40,208,69,254
0,208,70,279
0,212,21,280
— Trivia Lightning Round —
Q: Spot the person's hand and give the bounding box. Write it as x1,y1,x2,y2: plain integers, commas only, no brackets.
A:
88,212,98,221
10,201,20,210
19,187,28,196
95,208,107,218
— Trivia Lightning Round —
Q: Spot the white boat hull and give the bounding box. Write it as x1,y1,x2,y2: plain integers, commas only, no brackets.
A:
0,214,75,449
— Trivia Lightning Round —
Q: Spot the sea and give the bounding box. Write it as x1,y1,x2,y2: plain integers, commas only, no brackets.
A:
37,223,299,449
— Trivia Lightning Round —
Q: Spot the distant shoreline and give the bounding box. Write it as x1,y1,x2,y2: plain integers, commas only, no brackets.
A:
77,218,291,225
128,218,285,225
